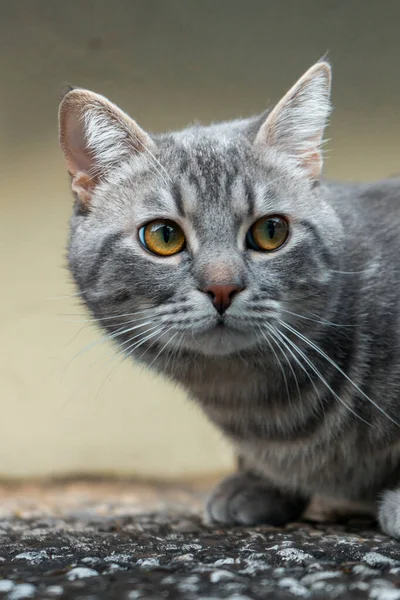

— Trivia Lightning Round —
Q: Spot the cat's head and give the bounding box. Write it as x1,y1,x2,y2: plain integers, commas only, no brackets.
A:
59,62,342,361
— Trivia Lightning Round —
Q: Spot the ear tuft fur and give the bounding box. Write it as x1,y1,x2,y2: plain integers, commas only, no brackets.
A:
58,89,155,206
255,62,332,179
59,83,75,102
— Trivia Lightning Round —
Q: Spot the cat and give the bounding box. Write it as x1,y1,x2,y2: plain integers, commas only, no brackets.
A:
59,61,400,539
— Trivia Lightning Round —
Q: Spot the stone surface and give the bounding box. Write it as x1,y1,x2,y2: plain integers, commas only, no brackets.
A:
0,480,399,599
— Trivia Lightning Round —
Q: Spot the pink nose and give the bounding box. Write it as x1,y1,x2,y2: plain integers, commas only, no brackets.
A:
203,283,245,315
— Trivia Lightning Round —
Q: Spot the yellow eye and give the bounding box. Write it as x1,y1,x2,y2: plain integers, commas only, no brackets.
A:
247,215,289,251
139,219,185,256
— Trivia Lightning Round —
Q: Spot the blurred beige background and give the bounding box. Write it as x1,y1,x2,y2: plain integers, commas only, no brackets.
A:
1,0,399,479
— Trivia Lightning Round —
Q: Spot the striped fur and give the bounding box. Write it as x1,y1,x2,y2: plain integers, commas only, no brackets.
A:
59,62,400,538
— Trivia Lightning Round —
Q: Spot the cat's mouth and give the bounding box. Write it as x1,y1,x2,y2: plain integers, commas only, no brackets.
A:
173,315,259,356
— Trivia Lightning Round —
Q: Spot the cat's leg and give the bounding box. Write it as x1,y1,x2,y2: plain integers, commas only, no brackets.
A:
206,459,309,526
378,489,400,538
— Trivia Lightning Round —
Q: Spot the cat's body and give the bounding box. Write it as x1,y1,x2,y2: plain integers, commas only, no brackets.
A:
59,63,400,538
184,178,400,500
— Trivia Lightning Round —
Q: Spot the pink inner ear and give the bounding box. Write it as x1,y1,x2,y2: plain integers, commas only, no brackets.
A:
254,63,331,180
62,107,94,176
301,150,323,179
71,171,97,207
60,88,158,191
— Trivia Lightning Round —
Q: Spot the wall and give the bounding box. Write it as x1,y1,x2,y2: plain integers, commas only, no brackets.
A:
1,0,399,478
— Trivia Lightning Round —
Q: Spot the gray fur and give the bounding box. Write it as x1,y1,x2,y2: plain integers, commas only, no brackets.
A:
59,63,400,538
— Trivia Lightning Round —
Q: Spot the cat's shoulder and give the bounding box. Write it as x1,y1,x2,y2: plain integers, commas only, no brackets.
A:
325,176,400,210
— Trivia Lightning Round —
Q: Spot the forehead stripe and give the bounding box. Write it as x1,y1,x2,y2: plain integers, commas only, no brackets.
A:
245,181,255,216
172,183,185,217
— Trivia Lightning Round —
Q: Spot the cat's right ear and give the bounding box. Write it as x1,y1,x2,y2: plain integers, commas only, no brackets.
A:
58,89,154,207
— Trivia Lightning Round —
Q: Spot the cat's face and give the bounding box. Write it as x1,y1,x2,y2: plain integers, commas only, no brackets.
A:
60,62,342,360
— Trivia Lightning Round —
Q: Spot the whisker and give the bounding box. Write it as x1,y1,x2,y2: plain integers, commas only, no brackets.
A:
121,325,169,366
132,133,172,184
58,308,157,322
93,325,172,401
279,307,354,329
280,321,399,427
45,291,86,300
330,270,367,275
64,322,91,348
146,326,179,370
79,321,163,371
258,326,292,409
60,324,162,410
92,357,124,402
163,330,186,375
236,351,252,369
95,325,173,401
274,325,372,427
87,134,171,186
267,324,322,409
263,173,294,189
264,325,302,404
61,319,155,380
168,331,186,373
93,310,158,322
286,290,324,302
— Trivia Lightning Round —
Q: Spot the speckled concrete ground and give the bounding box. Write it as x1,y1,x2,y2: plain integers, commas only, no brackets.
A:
0,480,400,600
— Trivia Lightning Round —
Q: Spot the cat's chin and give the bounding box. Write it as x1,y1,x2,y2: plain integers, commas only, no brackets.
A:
178,325,259,357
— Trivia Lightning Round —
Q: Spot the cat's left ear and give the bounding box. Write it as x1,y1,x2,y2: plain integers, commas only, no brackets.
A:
255,62,331,179
59,89,154,206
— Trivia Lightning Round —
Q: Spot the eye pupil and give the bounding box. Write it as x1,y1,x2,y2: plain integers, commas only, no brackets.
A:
162,226,171,243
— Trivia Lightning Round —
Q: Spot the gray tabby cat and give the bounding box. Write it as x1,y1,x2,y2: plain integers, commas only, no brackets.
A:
59,62,400,538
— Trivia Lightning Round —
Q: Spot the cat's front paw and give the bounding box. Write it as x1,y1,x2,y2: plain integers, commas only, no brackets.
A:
378,489,400,539
206,472,309,526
